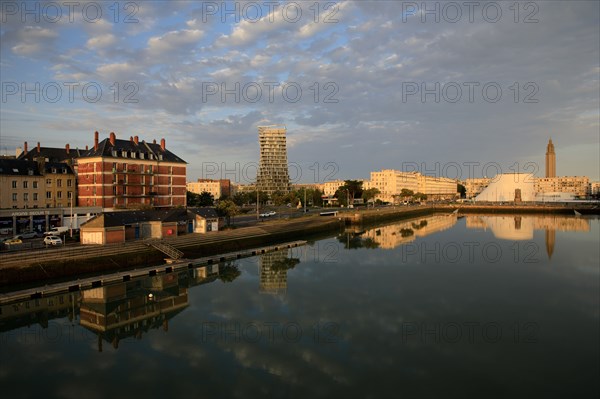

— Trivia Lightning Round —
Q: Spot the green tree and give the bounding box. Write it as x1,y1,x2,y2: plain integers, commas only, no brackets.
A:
187,191,201,207
362,187,381,207
216,199,240,226
412,192,427,202
336,180,363,206
198,191,215,206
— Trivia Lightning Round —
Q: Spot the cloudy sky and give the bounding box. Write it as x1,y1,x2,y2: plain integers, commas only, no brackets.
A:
1,1,598,183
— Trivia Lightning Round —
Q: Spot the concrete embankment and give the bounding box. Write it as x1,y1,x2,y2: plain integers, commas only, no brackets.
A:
0,216,342,287
1,203,596,287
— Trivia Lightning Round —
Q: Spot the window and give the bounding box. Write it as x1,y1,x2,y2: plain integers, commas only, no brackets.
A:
23,193,28,201
12,193,17,201
33,193,38,201
62,168,67,174
33,181,38,189
52,168,57,173
57,191,62,199
23,181,28,189
67,192,72,199
112,150,118,157
28,169,34,176
46,191,52,199
11,181,17,188
57,179,62,187
67,179,72,187
46,179,51,186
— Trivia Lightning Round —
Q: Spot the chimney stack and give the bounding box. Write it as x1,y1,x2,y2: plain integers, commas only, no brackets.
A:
66,144,70,154
134,135,139,145
130,136,133,142
153,139,156,144
86,145,89,150
94,131,99,151
160,138,166,151
37,142,40,153
109,132,116,146
24,141,28,154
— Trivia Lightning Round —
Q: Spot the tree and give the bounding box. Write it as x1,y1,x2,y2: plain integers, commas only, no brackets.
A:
198,191,215,206
216,199,240,226
336,180,363,206
412,192,427,202
362,188,381,207
457,183,466,198
187,191,201,207
400,188,414,200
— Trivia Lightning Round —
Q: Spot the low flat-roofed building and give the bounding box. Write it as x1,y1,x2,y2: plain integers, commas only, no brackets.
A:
535,176,590,198
187,179,231,199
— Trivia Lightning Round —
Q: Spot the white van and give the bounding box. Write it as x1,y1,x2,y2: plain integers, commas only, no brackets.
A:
43,226,69,236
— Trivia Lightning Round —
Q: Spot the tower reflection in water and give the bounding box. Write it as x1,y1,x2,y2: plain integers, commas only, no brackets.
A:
465,215,590,259
259,249,300,295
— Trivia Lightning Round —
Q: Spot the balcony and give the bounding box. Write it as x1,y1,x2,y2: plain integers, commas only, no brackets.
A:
112,168,154,175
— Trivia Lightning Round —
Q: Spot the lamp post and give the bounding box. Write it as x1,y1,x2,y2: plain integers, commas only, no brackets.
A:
69,197,73,238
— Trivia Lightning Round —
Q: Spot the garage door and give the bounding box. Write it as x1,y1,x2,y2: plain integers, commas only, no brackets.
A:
82,231,103,245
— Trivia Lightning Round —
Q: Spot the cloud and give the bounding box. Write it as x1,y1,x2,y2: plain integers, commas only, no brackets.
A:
10,26,58,56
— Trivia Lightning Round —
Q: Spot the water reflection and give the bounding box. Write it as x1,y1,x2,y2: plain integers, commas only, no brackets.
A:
466,215,591,259
339,213,458,249
0,265,221,351
259,249,300,295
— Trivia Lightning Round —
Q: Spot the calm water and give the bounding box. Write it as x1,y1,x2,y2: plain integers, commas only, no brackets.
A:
1,214,598,398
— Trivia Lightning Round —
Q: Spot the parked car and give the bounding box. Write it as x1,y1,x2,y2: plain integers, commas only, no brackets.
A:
44,236,63,246
43,226,69,236
20,231,41,239
268,211,277,216
4,238,23,245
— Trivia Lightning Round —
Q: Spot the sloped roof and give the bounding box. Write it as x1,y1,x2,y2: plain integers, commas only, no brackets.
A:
188,207,219,219
82,209,192,228
18,147,82,163
79,138,186,163
0,159,41,176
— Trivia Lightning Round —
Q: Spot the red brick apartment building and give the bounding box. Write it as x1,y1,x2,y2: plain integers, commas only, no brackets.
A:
77,132,187,209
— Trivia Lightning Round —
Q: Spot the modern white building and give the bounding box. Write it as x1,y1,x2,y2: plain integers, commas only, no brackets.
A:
474,173,536,202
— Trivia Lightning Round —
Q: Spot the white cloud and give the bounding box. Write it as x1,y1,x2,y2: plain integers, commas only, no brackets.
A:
147,29,203,55
86,34,117,48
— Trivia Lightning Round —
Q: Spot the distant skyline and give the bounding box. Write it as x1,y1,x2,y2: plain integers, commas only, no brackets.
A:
1,1,598,182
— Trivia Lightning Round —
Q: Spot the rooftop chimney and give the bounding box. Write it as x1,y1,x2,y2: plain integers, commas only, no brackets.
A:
86,145,89,150
134,135,139,145
65,144,70,154
160,138,166,151
109,132,116,146
129,136,133,142
24,141,28,154
153,139,157,144
37,142,40,153
94,131,99,151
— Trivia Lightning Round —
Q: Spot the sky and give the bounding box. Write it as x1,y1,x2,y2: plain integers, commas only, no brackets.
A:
1,0,598,184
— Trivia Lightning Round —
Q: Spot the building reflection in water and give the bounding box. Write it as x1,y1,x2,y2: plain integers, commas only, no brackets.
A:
0,265,221,351
466,215,590,259
259,249,300,295
340,214,459,250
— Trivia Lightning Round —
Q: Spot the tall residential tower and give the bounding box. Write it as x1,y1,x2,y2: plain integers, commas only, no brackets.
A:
545,139,556,178
256,125,290,196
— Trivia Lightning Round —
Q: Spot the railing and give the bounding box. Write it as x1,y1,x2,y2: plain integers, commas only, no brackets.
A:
145,239,184,260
